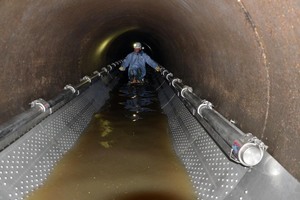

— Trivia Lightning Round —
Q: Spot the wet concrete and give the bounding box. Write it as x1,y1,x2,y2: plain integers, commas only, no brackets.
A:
26,76,195,200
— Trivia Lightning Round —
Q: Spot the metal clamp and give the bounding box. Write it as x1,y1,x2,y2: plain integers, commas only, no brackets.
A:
181,85,193,98
166,73,173,81
162,69,169,76
64,84,76,94
197,100,213,117
81,76,92,83
101,67,108,73
171,78,182,87
107,65,113,71
248,135,268,151
93,71,101,77
30,98,50,113
230,133,268,167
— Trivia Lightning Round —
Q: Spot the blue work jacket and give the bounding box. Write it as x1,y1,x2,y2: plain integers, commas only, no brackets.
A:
121,51,157,78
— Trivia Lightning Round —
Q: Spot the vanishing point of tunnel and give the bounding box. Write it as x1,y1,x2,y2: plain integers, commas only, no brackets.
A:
0,0,299,181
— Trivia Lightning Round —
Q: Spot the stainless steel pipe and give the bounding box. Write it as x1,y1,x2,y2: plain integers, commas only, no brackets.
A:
159,67,268,167
0,60,122,150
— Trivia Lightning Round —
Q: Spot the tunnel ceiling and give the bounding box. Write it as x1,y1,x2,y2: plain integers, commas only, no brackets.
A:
0,0,299,179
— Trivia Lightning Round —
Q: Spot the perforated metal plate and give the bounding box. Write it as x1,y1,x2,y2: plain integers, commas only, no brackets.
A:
0,81,111,200
156,76,299,200
159,87,247,200
1,75,299,200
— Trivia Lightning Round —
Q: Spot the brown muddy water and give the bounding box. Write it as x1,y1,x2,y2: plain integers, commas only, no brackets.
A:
26,80,196,200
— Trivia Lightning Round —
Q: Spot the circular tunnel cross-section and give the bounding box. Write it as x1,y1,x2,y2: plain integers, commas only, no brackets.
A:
0,0,299,180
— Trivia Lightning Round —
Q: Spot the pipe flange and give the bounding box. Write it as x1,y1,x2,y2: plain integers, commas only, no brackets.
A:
197,100,213,117
30,98,50,112
181,85,193,98
101,67,108,73
81,76,92,83
166,73,173,81
162,69,169,76
64,84,76,94
93,71,101,77
171,78,182,88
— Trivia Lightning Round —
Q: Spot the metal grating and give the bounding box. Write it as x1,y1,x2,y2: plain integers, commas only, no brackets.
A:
0,75,298,200
157,81,248,200
0,81,111,200
156,76,299,200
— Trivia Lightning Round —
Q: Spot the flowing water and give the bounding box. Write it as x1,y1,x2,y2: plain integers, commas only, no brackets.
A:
27,77,195,200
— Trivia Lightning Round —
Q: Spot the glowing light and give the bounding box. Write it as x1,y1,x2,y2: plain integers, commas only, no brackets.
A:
95,27,138,56
96,38,111,55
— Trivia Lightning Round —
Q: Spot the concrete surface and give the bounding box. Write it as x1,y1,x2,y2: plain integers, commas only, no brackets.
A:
0,0,299,179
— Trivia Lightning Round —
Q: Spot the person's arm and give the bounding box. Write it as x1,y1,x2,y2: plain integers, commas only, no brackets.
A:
119,53,132,71
143,53,160,71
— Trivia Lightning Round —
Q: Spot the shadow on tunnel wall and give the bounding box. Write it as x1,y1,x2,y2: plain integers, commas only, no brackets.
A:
0,0,299,179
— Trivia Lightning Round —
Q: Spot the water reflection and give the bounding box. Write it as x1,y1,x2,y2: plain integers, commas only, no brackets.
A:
26,77,195,200
119,84,158,121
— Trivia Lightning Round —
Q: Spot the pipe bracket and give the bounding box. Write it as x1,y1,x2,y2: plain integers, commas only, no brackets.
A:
30,98,50,113
101,67,108,73
93,71,101,77
229,133,268,167
162,69,169,76
81,76,92,83
64,84,76,94
107,65,113,71
171,78,182,88
197,100,213,117
166,73,173,81
181,85,193,98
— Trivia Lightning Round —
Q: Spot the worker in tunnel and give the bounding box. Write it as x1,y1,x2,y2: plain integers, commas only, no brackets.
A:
119,42,161,84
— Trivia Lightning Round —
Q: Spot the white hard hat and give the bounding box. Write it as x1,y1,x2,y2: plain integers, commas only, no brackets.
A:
133,42,142,49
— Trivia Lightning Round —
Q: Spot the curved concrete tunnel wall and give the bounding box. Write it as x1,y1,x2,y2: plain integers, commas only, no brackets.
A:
0,0,299,179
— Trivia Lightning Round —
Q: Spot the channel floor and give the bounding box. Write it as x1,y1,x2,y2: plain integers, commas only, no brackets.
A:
26,78,196,200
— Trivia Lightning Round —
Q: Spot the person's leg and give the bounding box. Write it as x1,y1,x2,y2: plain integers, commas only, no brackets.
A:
136,68,143,82
128,68,135,81
128,68,138,83
141,66,146,80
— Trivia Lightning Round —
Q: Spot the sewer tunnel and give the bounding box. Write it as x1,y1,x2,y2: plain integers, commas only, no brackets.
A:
0,0,299,199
